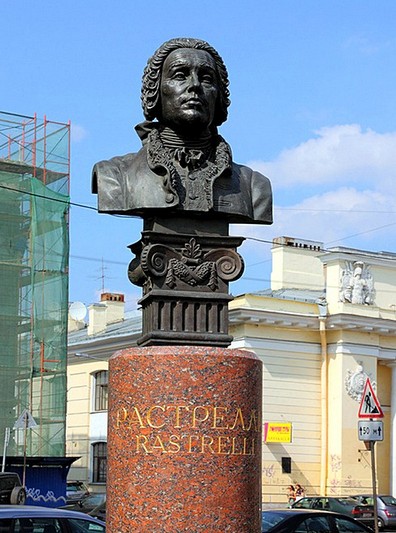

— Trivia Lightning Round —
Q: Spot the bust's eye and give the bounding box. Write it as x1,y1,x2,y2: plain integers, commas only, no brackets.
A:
200,71,215,84
171,70,187,80
202,75,214,84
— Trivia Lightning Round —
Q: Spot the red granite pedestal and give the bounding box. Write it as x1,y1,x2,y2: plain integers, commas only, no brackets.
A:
107,346,262,532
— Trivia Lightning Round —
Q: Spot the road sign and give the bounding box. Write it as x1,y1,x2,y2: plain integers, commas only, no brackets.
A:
13,409,37,430
358,420,384,441
358,378,384,419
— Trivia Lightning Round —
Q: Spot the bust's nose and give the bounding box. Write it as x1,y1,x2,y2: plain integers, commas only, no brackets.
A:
187,71,201,91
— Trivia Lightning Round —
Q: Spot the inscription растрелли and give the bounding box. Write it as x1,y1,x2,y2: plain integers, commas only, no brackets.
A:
114,404,260,456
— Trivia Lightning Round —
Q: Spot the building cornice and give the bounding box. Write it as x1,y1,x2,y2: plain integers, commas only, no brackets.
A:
229,307,319,330
229,306,396,336
327,313,396,335
319,248,396,268
67,331,140,363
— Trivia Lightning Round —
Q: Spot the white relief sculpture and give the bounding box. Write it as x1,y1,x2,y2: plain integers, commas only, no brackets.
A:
340,261,374,305
345,362,376,401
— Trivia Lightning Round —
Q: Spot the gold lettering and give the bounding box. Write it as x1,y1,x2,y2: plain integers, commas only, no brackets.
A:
246,410,259,431
115,407,128,429
136,435,151,453
166,405,190,428
147,405,166,428
212,406,228,429
192,406,210,428
128,406,146,428
200,435,215,454
152,435,166,452
231,436,243,455
168,434,181,453
187,435,199,453
242,437,254,456
216,435,231,455
230,408,246,430
243,437,248,455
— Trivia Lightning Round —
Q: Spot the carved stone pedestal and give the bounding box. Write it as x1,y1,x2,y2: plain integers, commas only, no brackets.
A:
128,217,244,346
106,346,262,532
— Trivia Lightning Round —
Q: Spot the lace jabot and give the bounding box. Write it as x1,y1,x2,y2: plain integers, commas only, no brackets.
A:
135,121,232,211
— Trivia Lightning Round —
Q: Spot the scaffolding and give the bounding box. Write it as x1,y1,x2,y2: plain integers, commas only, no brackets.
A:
0,111,70,457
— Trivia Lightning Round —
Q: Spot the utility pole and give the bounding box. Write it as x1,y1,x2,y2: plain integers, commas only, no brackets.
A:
370,440,379,533
2,428,10,472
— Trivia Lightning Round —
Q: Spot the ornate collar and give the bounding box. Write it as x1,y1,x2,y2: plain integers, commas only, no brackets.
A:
135,121,232,210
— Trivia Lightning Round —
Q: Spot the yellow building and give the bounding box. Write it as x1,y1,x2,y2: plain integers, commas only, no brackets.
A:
230,236,394,503
67,237,396,501
66,294,140,490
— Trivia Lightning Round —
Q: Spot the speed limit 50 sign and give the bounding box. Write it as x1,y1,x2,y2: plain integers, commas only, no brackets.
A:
358,420,384,441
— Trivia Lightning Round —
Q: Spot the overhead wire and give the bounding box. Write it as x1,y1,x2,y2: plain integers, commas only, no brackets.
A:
1,182,396,288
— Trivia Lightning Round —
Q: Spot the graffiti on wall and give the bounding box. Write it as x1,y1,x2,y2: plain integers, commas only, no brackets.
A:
26,487,67,505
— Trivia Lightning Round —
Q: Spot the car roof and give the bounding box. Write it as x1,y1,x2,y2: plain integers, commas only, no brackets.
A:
354,494,393,497
263,509,339,515
0,506,104,523
301,495,354,498
262,508,373,531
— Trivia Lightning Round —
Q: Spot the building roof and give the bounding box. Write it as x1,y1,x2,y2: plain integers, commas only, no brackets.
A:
68,310,142,346
253,288,325,303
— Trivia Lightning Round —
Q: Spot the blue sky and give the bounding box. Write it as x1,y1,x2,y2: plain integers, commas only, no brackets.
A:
2,1,396,312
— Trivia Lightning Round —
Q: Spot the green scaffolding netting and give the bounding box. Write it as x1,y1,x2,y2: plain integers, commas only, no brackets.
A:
0,112,69,457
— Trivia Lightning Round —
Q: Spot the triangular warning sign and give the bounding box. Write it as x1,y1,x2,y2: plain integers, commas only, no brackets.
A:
358,378,384,419
13,409,38,429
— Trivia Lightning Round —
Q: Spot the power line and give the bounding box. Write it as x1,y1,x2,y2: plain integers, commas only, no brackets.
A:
325,221,396,245
3,182,396,216
2,182,396,271
278,206,396,214
0,183,95,211
245,236,396,258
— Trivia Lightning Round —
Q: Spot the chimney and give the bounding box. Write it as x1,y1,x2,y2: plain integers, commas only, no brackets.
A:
87,293,125,336
271,236,324,291
88,303,107,336
100,292,125,325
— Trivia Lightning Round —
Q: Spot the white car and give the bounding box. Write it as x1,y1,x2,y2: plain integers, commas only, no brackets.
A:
0,505,105,531
66,481,90,504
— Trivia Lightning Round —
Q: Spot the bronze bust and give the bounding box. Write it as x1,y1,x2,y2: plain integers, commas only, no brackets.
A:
92,38,273,346
92,37,272,225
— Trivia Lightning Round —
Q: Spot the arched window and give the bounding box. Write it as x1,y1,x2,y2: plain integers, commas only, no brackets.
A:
92,441,107,483
93,370,108,411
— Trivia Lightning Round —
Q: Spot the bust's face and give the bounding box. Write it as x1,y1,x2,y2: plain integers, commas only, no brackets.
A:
159,48,219,135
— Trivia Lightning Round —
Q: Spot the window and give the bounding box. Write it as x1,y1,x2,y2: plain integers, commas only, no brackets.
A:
10,517,105,532
294,516,330,532
68,518,105,532
335,517,369,532
92,442,107,483
293,498,312,509
281,456,291,473
93,371,108,411
13,517,61,532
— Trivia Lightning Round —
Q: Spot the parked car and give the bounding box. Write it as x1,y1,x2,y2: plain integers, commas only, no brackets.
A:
0,505,105,531
63,492,106,514
66,480,90,504
353,494,396,530
262,509,374,532
0,472,26,505
89,499,106,522
291,496,374,526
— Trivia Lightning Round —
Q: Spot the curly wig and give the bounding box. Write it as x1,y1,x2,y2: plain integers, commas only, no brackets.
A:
141,37,230,126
